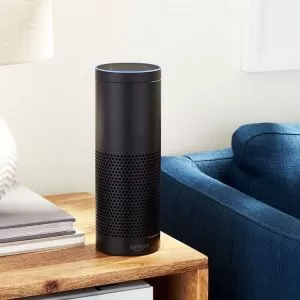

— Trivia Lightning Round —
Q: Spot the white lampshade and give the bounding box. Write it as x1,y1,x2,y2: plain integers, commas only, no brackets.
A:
0,0,53,65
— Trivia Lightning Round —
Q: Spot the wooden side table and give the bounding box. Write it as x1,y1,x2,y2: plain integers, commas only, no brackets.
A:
0,193,208,300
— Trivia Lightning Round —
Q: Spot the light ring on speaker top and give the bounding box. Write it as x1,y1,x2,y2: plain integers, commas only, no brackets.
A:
96,62,160,73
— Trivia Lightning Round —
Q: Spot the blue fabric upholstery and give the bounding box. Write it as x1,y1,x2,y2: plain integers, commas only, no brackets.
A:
185,148,233,181
225,123,300,219
161,151,300,300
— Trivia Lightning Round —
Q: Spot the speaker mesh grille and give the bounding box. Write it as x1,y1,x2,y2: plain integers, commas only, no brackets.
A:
96,151,160,238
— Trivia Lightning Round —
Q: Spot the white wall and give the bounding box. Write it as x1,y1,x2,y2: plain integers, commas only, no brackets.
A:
1,0,300,194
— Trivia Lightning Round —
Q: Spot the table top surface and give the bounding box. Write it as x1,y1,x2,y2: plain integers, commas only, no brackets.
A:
0,192,208,299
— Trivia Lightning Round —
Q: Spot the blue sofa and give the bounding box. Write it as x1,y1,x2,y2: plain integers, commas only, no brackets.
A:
161,123,300,300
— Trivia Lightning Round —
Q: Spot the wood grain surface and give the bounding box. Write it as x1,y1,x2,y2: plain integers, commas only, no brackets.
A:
199,269,209,300
0,193,208,299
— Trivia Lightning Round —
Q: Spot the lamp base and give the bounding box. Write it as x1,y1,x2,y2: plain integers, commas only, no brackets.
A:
0,118,17,200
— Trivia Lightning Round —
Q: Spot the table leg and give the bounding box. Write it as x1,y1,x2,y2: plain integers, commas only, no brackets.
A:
150,269,208,300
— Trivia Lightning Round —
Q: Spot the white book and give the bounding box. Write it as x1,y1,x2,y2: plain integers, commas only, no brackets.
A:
0,183,76,242
0,229,85,256
27,281,153,300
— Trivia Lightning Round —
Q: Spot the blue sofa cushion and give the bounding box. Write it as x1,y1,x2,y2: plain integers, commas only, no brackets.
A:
225,123,300,219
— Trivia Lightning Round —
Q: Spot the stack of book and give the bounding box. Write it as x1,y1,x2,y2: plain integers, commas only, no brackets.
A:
0,182,85,256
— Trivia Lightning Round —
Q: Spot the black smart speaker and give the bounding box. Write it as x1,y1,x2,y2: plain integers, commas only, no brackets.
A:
95,63,161,256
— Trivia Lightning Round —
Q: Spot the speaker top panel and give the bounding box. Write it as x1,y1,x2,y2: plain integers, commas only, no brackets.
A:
96,63,161,83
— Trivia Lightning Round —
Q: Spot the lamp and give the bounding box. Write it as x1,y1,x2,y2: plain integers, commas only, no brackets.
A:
0,0,53,199
0,0,53,65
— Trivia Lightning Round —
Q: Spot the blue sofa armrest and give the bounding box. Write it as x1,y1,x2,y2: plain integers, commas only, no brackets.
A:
161,155,300,300
184,148,233,181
